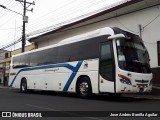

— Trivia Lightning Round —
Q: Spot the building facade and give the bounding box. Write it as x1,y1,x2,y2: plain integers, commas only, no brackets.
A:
0,50,10,84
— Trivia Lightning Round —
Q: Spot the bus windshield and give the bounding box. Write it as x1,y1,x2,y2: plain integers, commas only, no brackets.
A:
116,36,151,73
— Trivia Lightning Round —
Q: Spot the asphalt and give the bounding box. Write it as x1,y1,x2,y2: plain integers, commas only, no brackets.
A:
1,87,160,120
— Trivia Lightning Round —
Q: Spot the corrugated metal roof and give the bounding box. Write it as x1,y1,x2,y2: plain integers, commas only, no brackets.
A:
28,0,143,42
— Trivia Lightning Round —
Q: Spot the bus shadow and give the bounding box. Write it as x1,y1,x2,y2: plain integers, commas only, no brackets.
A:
15,90,152,102
90,94,150,102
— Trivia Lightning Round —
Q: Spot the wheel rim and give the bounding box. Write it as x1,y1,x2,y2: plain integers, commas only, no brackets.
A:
79,81,89,95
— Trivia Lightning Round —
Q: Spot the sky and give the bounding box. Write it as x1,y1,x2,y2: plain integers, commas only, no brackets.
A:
0,0,122,50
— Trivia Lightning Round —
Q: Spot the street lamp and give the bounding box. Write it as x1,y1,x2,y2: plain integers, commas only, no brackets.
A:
0,5,23,16
0,5,6,9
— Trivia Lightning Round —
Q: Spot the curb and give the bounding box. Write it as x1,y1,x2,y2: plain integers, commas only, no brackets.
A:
149,86,160,96
153,86,160,90
0,85,12,89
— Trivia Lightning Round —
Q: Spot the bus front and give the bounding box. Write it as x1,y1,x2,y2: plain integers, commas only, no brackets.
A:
113,31,152,93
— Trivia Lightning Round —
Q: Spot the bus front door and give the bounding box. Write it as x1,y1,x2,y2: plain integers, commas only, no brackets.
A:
99,41,115,93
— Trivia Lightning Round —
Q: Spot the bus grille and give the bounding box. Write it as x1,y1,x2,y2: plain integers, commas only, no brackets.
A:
135,80,149,84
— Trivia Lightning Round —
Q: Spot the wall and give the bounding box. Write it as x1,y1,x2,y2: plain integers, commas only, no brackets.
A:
11,43,35,56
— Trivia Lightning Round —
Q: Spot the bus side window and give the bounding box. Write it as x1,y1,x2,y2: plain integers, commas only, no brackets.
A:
42,47,57,64
30,52,43,66
100,42,114,81
13,57,20,68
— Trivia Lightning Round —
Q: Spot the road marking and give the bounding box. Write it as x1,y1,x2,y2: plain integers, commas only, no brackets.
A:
26,104,60,111
26,104,104,120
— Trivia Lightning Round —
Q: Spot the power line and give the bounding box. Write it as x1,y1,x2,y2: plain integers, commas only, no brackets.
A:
14,14,18,50
0,11,22,28
0,37,22,50
0,3,20,28
0,26,21,30
0,0,109,50
29,0,77,24
2,0,109,49
28,0,111,36
0,0,142,50
0,0,108,51
27,0,107,32
0,0,17,17
37,0,104,22
0,0,102,46
143,13,160,29
1,0,10,5
27,0,96,28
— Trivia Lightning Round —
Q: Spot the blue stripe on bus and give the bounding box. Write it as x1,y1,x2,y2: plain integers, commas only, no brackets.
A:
63,61,82,92
10,61,82,92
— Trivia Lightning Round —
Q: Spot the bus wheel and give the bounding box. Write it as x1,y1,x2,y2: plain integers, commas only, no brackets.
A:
77,77,92,98
20,79,27,93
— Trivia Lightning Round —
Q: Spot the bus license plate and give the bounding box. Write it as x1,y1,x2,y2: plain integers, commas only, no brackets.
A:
139,88,144,93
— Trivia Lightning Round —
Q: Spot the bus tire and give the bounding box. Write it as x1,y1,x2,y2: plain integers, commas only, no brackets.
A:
20,79,28,93
77,77,92,98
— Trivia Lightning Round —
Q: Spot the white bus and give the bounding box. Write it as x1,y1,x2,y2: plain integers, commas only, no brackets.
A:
9,27,152,98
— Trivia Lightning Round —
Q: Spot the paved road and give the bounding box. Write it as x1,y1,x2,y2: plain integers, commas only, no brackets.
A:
0,88,160,120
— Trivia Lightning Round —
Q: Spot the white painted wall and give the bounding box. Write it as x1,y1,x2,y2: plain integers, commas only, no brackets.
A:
37,5,160,68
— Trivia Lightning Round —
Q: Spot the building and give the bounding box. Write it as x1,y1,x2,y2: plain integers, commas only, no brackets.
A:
2,43,36,86
28,0,160,85
0,50,10,84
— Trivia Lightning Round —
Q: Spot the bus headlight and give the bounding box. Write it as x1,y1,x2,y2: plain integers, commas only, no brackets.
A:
118,74,132,85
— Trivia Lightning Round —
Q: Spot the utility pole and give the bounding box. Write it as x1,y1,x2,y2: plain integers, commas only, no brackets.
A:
138,24,143,38
15,0,35,52
22,0,27,53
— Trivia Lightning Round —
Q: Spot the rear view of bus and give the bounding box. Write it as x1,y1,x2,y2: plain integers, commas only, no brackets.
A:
112,28,152,93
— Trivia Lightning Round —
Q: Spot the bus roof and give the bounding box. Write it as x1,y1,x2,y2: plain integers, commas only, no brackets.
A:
13,27,115,57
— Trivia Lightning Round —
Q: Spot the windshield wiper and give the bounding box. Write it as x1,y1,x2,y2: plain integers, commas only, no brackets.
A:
132,60,143,63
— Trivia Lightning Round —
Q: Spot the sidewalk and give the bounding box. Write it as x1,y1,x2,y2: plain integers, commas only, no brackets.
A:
0,84,12,89
149,86,160,96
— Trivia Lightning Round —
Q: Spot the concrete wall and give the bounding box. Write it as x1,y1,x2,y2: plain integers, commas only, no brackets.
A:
11,43,35,56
